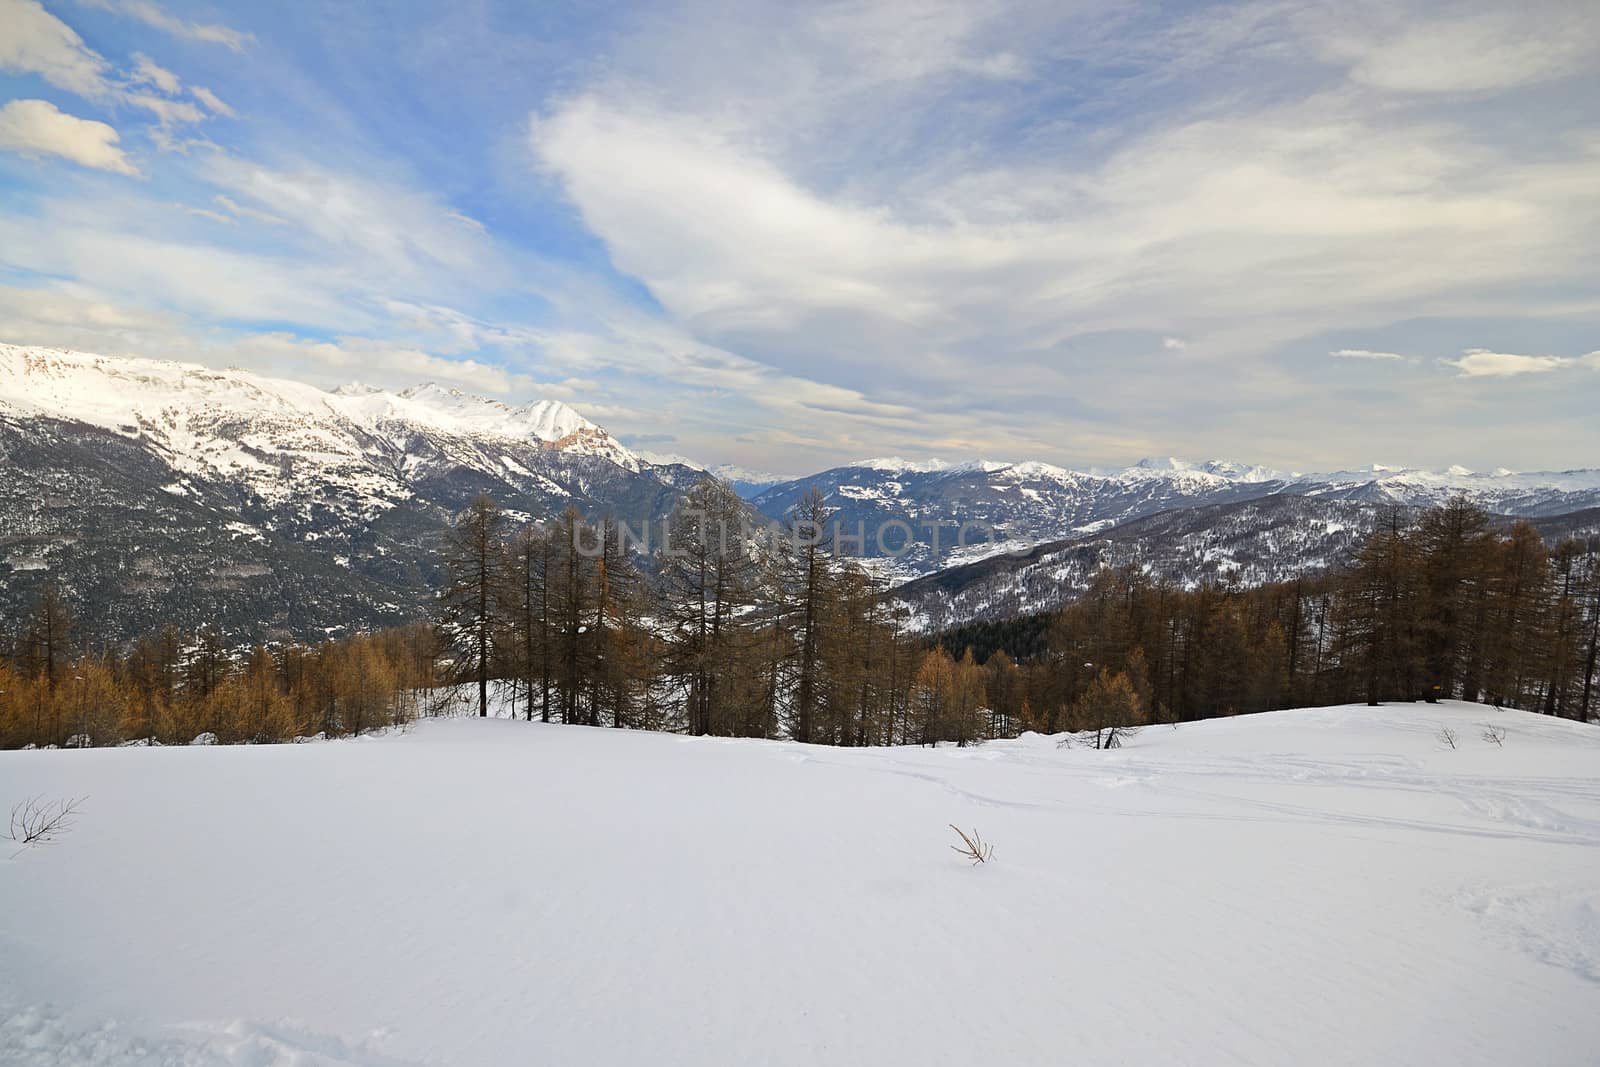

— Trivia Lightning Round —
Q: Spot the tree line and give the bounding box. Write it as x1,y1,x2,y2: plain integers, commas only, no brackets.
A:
942,498,1600,731
1,490,1595,750
424,486,1600,740
0,601,440,748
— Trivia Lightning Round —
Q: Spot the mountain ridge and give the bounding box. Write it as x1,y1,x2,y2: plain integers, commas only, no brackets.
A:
4,342,1598,641
0,344,692,641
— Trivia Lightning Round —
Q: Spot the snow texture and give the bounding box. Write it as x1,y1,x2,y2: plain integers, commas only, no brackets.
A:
2,701,1598,1065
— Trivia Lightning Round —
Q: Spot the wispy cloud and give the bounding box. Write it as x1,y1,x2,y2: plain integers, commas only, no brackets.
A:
180,203,233,224
128,51,179,94
190,86,234,118
0,0,114,98
1331,348,1408,361
80,0,253,53
1314,8,1600,94
213,194,284,226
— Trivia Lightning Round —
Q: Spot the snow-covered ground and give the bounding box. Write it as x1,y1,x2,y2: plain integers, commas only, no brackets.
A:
3,702,1598,1066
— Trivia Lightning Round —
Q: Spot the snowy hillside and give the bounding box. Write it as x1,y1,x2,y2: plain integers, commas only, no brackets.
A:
0,344,703,640
3,702,1598,1066
893,495,1600,631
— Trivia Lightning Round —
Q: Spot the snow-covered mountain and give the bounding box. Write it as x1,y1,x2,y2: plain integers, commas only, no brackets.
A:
750,456,1298,581
0,344,643,499
709,463,790,499
751,454,1600,583
892,495,1600,632
0,344,701,640
5,342,1597,641
1295,464,1600,515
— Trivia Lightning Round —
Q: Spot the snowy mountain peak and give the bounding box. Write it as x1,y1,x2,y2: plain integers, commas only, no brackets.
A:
1120,457,1284,483
0,342,639,474
367,384,599,445
847,456,1026,476
848,456,955,473
1133,455,1190,471
0,342,616,445
995,460,1078,482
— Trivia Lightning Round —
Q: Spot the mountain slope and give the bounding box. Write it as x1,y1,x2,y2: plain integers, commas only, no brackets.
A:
750,457,1295,580
0,344,700,641
6,343,1598,641
894,493,1600,631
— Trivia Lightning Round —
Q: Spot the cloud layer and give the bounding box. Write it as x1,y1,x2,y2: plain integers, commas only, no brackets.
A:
0,0,1596,473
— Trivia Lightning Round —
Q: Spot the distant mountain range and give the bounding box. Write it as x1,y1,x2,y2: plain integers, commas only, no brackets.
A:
745,455,1600,583
3,343,1597,642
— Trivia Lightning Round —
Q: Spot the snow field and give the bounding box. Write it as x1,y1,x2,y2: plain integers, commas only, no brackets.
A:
2,701,1598,1065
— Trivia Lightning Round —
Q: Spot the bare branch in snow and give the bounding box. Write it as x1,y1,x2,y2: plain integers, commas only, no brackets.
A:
6,795,86,857
949,824,994,865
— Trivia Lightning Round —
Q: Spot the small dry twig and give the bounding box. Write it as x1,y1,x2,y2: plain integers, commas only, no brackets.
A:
6,795,86,858
1437,726,1458,750
1481,725,1506,747
949,824,994,865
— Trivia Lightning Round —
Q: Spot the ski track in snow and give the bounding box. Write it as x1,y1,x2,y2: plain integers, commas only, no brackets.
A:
2,701,1598,1066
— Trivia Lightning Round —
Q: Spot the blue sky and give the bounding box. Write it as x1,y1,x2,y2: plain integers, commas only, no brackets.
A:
1,0,1597,475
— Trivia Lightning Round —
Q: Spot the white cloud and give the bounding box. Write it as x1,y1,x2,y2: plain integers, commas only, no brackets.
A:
1442,348,1573,377
129,52,181,95
202,157,496,280
1317,8,1600,94
0,98,138,175
0,2,232,153
0,0,113,98
514,0,1600,468
0,283,177,342
81,0,253,52
230,333,538,395
0,207,356,325
531,91,1595,377
0,284,537,397
213,194,285,225
1331,348,1406,360
190,87,235,118
126,92,207,127
445,209,487,234
4,0,1598,472
181,204,233,224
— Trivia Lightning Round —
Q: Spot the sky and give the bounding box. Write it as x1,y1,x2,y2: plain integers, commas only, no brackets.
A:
1,0,1597,476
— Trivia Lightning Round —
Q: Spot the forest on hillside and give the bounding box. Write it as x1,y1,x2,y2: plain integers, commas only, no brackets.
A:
2,484,1596,750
